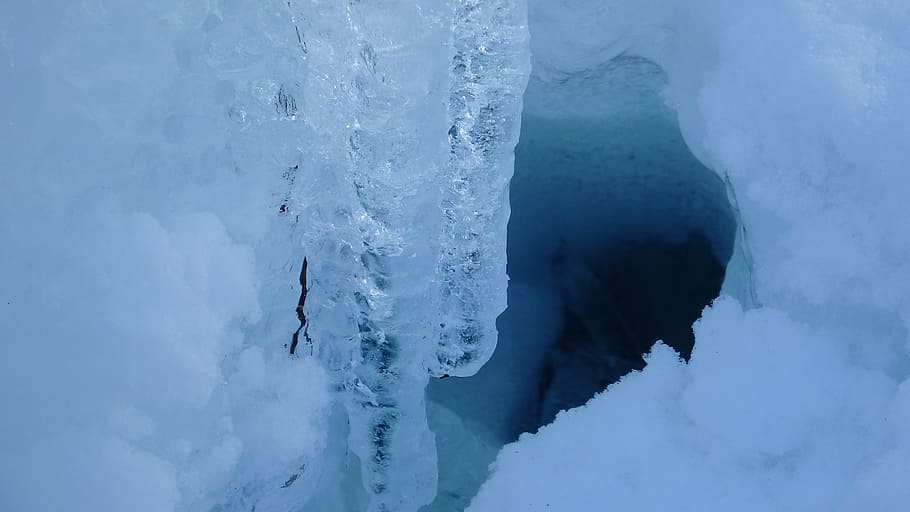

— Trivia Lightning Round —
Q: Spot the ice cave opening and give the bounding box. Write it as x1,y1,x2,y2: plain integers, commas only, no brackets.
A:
423,56,738,511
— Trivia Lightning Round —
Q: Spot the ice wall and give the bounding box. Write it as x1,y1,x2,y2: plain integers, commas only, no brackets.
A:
1,1,529,511
1,2,334,511
291,0,527,509
291,2,453,509
470,0,910,510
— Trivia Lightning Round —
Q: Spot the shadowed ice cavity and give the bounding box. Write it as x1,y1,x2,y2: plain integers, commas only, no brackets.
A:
422,57,737,511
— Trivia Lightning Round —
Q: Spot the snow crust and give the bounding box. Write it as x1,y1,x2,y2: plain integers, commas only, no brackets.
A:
470,0,910,510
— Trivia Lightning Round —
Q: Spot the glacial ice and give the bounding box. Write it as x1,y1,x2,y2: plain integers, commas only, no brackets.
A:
1,0,527,508
289,0,527,509
3,0,910,511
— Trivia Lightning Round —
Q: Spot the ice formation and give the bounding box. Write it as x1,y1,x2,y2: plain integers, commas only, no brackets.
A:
469,0,910,510
2,1,527,511
290,0,527,509
3,0,910,511
425,54,736,510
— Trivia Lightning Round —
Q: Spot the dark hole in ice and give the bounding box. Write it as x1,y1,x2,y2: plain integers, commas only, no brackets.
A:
535,232,725,427
423,56,737,511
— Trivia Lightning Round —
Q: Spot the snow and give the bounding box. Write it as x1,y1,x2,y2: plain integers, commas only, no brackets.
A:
471,300,905,511
3,0,910,510
1,2,331,510
469,0,910,510
2,0,527,510
427,47,735,506
290,0,527,508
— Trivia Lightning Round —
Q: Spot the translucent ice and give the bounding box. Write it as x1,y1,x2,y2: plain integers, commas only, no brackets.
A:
2,0,529,509
289,0,527,510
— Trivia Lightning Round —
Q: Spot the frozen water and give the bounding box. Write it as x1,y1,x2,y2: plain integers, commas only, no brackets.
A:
288,2,453,509
426,54,735,507
4,0,910,510
290,0,527,509
433,0,531,379
471,0,910,510
2,0,528,509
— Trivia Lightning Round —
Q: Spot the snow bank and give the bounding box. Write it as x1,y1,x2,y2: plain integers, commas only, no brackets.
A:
472,299,906,510
5,0,909,509
471,0,910,509
1,2,331,510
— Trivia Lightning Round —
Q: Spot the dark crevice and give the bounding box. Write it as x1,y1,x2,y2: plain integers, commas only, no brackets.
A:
289,257,312,356
285,1,308,55
278,164,298,216
275,84,298,118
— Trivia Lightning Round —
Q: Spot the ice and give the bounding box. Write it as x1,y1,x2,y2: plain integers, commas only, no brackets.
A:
470,0,910,510
291,2,453,509
1,2,333,510
292,0,527,508
433,0,531,378
427,51,735,505
5,0,910,510
470,301,904,511
2,0,530,507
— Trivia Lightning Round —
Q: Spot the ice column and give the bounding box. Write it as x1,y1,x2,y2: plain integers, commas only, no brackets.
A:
434,0,531,377
288,0,527,510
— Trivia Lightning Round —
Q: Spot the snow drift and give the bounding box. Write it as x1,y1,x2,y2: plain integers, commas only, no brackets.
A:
470,1,910,510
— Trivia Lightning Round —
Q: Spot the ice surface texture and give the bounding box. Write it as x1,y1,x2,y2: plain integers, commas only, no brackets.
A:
1,0,527,509
5,0,909,510
287,0,528,510
434,0,530,378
